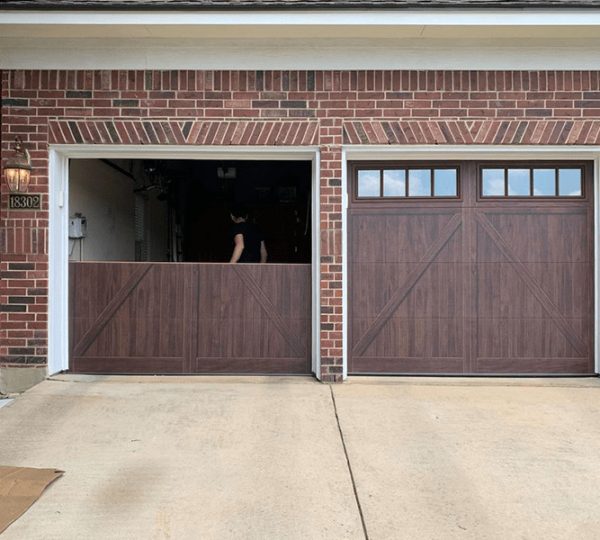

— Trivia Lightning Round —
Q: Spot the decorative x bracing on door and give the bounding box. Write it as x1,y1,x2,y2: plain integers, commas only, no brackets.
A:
352,213,463,357
474,212,588,357
232,266,307,358
72,264,153,358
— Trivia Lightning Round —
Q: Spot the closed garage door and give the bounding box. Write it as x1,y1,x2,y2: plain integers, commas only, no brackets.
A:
349,161,594,375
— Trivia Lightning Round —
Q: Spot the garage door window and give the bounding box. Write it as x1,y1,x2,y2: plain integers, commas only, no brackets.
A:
356,167,458,199
481,166,583,198
357,170,381,197
434,169,458,196
559,169,583,196
383,170,406,196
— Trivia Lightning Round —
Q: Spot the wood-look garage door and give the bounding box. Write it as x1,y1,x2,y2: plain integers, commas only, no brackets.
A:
349,161,594,375
69,262,311,374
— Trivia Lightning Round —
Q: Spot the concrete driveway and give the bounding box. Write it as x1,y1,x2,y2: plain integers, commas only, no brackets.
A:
1,375,599,539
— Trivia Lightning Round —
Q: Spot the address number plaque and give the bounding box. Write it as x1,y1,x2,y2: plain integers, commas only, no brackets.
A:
8,194,42,210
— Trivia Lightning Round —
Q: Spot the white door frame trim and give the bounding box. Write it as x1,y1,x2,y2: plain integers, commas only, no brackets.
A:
48,144,321,378
342,145,600,376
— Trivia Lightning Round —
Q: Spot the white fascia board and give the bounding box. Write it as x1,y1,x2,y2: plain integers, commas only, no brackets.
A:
4,9,600,42
3,9,600,40
3,9,600,26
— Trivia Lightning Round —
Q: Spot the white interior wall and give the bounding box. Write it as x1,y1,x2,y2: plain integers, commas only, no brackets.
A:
69,159,136,261
69,159,170,262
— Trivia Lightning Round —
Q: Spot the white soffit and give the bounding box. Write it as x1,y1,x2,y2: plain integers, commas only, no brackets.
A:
2,9,600,68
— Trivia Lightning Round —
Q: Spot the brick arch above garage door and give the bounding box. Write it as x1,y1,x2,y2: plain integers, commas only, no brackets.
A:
343,120,600,145
49,119,600,147
48,119,320,146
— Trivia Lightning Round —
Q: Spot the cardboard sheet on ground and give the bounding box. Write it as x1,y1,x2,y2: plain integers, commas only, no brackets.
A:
0,466,63,534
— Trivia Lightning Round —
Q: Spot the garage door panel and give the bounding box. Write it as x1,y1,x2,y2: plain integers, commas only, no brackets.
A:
385,212,461,263
195,317,310,360
268,265,311,320
351,356,465,374
428,226,463,264
476,262,547,320
84,315,186,358
194,320,308,370
349,160,594,375
517,262,593,318
473,357,591,374
476,211,590,263
73,356,186,374
71,263,135,322
353,317,464,361
192,357,309,374
351,262,465,319
195,317,230,358
70,263,189,372
399,262,464,318
476,318,587,360
351,211,461,263
351,215,387,262
73,265,187,359
70,262,311,374
237,318,281,358
366,318,430,358
477,262,592,319
350,263,407,318
194,264,310,370
206,266,263,320
198,264,309,317
351,317,371,351
393,263,464,319
247,265,307,320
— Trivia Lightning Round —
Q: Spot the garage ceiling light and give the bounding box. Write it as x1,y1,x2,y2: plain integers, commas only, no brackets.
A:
217,167,236,180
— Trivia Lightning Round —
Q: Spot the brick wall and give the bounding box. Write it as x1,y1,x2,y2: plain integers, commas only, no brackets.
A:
2,70,600,382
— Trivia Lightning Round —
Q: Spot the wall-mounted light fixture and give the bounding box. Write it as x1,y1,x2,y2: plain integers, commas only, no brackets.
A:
3,136,32,193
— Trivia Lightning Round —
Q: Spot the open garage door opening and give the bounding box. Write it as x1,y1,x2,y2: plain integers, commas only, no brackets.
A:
68,159,313,375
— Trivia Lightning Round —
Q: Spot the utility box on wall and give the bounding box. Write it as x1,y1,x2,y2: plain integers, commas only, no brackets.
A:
69,214,87,239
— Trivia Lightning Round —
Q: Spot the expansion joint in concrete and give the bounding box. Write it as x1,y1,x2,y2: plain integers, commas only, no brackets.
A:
329,385,369,540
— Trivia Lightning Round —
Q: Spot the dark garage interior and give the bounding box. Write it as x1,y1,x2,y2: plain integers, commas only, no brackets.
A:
68,158,312,264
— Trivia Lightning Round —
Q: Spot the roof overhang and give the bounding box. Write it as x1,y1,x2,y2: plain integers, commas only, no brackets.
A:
3,9,600,69
3,9,600,39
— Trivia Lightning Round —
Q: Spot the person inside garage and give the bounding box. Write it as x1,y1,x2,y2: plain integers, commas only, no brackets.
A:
229,204,268,263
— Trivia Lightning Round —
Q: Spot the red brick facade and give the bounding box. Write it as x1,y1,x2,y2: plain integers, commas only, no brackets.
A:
2,70,600,381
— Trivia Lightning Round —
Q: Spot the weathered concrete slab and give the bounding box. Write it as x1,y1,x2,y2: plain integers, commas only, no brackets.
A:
0,376,362,540
333,378,600,540
4,374,600,539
